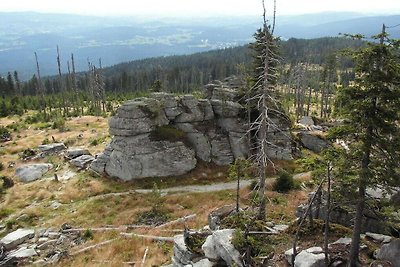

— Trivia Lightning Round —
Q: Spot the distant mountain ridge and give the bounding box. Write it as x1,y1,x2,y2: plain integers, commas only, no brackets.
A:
0,11,398,79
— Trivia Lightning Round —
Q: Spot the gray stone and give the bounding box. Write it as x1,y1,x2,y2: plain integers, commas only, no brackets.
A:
376,238,400,267
210,100,243,118
92,78,293,180
50,201,62,210
192,258,215,267
101,135,196,180
273,224,289,232
198,100,214,121
212,229,243,267
37,239,57,250
0,229,35,250
284,247,300,265
64,147,91,159
186,133,211,162
331,237,352,246
210,136,234,166
294,247,325,267
8,247,37,258
37,143,66,154
228,132,249,159
366,232,393,243
202,235,219,261
15,163,53,183
69,154,95,168
211,88,238,101
175,96,206,123
208,205,236,231
109,98,169,136
299,116,314,126
173,235,195,265
299,132,329,153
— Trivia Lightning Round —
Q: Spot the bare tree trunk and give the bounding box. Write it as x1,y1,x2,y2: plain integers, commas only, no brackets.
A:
34,52,46,116
324,162,332,266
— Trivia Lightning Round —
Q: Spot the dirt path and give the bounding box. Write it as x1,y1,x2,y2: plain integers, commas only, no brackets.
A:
90,172,311,198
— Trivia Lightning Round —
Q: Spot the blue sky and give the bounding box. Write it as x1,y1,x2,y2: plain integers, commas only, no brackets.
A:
0,0,399,17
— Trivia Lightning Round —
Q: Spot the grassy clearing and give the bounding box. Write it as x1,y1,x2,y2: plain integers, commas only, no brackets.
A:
0,113,316,266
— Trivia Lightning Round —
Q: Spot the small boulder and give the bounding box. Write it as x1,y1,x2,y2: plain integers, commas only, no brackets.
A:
298,132,329,153
15,164,53,183
376,238,400,267
294,247,325,267
37,143,66,154
64,148,91,159
366,232,393,244
208,205,236,230
0,229,35,250
173,234,195,265
69,155,95,168
212,229,243,267
299,116,315,126
8,247,37,258
202,235,219,261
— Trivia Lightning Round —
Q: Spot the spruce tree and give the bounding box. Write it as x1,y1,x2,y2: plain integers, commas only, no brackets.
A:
334,26,400,266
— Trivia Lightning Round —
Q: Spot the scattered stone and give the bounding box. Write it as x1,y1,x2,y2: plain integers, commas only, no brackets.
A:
330,237,352,246
211,229,243,267
298,132,329,153
284,247,300,264
208,205,237,230
294,247,325,267
0,229,35,250
8,247,37,258
50,201,62,210
273,224,289,232
37,240,57,250
202,235,219,261
15,163,53,183
191,258,215,267
64,147,91,159
58,170,76,181
69,154,95,169
172,234,195,265
366,232,393,243
37,143,66,155
299,116,314,126
376,238,400,267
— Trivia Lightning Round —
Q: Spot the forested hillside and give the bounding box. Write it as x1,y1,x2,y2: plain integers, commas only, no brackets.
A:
0,37,363,118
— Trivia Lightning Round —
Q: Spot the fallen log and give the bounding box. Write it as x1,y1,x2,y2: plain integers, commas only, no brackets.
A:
155,214,196,229
120,233,174,243
70,238,119,255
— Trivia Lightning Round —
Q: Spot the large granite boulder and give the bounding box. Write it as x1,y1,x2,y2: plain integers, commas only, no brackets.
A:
91,78,293,181
98,135,196,180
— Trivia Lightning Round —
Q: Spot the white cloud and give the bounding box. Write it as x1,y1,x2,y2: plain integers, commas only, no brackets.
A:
0,0,399,17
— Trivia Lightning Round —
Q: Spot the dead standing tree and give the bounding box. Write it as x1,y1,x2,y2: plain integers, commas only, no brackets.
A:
248,0,282,220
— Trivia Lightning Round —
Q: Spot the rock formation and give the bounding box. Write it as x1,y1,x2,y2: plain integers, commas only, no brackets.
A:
91,77,292,180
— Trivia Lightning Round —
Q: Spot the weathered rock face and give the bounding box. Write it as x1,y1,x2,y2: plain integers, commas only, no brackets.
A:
91,77,292,180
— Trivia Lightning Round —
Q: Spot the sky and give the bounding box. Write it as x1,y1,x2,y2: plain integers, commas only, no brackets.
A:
0,0,399,17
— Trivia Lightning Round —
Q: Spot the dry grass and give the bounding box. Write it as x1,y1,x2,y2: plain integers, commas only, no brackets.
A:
0,113,317,266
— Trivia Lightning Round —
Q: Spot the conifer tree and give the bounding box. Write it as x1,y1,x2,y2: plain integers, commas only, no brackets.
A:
334,26,400,266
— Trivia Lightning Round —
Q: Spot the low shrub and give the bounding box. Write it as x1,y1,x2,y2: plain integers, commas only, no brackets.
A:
273,170,295,193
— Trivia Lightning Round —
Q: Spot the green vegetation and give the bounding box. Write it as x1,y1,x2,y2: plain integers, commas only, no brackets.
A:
272,170,298,193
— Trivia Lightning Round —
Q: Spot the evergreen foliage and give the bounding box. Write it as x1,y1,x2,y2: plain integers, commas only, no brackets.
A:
332,29,400,266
